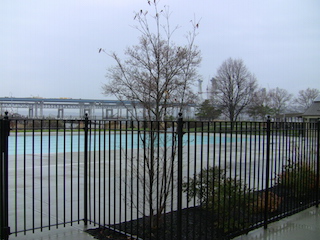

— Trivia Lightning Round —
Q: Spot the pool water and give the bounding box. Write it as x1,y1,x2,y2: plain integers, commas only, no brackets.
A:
8,132,247,155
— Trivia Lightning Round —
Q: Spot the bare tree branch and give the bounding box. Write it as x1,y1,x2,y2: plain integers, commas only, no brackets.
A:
211,58,258,122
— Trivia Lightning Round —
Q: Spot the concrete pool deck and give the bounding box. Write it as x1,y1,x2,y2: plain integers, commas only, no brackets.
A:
9,224,93,240
7,206,320,239
233,206,320,240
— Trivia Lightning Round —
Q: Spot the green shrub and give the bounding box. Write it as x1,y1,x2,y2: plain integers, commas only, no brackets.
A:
183,166,253,233
276,160,318,198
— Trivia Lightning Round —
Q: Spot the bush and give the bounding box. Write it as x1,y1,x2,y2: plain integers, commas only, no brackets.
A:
250,191,283,213
276,160,318,198
183,166,253,233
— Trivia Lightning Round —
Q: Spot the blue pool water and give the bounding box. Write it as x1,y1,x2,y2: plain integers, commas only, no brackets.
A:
8,133,246,155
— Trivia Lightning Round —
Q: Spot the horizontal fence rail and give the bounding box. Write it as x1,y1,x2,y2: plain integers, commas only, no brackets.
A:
0,115,319,239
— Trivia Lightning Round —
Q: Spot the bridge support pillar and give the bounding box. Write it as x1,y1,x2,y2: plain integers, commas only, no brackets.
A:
28,108,33,118
58,109,64,119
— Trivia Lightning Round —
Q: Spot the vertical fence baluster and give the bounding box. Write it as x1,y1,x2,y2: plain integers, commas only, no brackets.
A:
0,112,10,240
84,114,89,225
63,120,66,227
264,116,271,229
0,117,3,240
48,120,51,229
316,119,320,207
177,113,184,240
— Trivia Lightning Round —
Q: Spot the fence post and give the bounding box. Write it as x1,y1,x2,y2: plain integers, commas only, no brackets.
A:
83,114,89,225
0,112,10,240
264,116,271,229
177,113,184,240
316,119,320,208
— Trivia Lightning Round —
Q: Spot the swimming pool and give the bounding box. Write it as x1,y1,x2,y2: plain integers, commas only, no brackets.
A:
8,132,247,155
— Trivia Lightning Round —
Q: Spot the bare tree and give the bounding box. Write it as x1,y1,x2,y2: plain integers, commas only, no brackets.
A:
102,3,201,121
212,58,258,122
101,0,201,229
295,88,320,111
267,87,292,116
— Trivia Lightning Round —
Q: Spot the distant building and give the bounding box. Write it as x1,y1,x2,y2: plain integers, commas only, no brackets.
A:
302,95,320,122
273,113,304,122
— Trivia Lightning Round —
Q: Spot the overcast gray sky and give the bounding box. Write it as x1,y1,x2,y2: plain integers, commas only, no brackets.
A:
1,0,319,99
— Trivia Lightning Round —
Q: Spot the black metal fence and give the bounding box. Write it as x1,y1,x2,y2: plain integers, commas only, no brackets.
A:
0,113,319,239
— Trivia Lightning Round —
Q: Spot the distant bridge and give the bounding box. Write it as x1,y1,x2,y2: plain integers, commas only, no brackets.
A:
0,97,195,119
